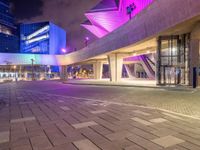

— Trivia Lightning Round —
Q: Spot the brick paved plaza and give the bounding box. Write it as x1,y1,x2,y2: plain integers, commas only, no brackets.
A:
0,81,200,150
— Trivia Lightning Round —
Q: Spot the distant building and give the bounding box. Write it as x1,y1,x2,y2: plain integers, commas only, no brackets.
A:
0,0,66,54
20,22,66,54
0,0,19,53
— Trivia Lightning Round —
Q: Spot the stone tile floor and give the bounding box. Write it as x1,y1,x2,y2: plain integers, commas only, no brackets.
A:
0,82,200,149
11,81,200,118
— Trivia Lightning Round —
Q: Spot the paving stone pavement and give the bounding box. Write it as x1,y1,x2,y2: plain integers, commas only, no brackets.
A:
0,83,200,150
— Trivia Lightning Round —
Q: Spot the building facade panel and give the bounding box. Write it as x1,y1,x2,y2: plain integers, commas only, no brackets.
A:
20,22,50,54
20,22,66,55
0,33,19,53
82,0,153,38
49,23,67,55
0,0,19,53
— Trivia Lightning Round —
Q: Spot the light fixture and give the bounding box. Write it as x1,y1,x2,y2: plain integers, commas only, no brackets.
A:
61,48,67,53
85,37,90,46
85,37,89,41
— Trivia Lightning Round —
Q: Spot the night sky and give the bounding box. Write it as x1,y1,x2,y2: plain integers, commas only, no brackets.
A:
10,0,100,51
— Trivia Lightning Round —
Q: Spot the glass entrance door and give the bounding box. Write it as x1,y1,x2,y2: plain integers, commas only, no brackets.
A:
157,34,190,86
163,66,175,85
162,66,184,85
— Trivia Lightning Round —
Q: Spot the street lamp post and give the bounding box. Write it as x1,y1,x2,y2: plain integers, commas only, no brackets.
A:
4,60,12,80
31,59,34,81
85,37,89,47
13,65,17,82
61,48,67,54
126,3,136,20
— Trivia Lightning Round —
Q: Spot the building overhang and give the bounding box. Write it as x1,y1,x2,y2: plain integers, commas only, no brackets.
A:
62,0,200,65
1,0,200,66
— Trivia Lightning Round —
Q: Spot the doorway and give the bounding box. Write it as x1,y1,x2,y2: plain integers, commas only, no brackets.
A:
157,34,190,85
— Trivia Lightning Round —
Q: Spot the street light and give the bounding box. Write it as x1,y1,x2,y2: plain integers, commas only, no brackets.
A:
85,37,90,47
31,59,35,81
13,65,17,82
126,3,136,20
4,60,12,80
61,48,67,54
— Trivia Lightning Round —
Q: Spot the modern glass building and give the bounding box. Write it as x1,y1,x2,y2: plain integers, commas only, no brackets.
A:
20,22,66,55
0,1,67,81
0,0,19,53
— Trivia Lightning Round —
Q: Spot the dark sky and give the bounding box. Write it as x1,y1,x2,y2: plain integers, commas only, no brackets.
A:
10,0,100,51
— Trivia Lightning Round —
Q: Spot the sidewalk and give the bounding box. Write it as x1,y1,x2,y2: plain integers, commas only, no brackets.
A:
65,79,194,91
0,82,200,150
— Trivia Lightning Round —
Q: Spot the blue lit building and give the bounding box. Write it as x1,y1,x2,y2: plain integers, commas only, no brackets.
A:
20,22,66,54
0,0,19,53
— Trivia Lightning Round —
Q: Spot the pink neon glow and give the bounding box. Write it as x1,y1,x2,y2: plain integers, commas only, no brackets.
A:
81,24,108,38
85,37,90,41
88,0,118,12
82,0,153,38
124,55,141,61
61,48,67,53
85,10,125,32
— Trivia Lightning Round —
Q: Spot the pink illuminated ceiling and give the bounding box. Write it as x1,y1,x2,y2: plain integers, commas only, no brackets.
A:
81,0,153,38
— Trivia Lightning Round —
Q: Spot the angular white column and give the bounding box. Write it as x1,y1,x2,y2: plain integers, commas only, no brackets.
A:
125,64,136,79
140,55,155,79
60,66,68,81
93,61,103,80
40,72,45,80
108,54,127,82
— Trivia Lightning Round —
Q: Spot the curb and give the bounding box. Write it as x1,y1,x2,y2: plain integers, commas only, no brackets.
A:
63,82,195,92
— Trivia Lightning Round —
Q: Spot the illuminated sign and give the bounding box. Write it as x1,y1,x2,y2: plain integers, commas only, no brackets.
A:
26,25,49,40
26,34,49,44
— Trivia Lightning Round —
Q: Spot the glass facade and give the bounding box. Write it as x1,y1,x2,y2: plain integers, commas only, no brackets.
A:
20,22,66,54
20,22,50,54
0,0,15,27
0,65,61,82
157,34,190,85
0,33,19,53
0,0,19,53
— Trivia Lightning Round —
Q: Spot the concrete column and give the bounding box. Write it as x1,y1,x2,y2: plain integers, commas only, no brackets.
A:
60,66,68,81
108,54,127,82
24,72,28,80
40,72,46,80
18,65,22,79
189,24,200,86
93,61,103,80
134,64,138,78
156,37,161,85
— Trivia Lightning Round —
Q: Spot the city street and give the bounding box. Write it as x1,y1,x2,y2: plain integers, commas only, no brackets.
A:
0,81,200,150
